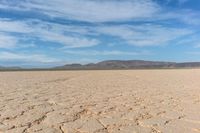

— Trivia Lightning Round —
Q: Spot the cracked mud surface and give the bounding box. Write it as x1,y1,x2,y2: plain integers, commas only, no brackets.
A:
0,70,200,133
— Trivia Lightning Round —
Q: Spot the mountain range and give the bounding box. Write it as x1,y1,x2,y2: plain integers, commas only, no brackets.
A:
1,60,200,70
54,60,200,70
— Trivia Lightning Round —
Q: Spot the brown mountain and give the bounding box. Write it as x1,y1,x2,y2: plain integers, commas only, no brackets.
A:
2,60,200,71
55,60,200,70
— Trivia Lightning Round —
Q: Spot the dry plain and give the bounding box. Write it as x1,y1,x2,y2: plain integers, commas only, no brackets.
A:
0,70,200,133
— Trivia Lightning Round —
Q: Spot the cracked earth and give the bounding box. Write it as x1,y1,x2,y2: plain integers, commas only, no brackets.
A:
0,70,200,133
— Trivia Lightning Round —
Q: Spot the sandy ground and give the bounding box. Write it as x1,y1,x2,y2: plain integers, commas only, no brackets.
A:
0,70,200,133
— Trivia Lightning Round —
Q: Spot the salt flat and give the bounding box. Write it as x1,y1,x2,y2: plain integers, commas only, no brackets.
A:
0,70,200,133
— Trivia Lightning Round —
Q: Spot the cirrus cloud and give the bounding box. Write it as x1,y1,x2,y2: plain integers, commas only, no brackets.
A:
0,0,160,22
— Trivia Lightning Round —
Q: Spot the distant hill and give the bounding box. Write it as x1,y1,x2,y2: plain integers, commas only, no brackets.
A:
2,60,200,71
0,66,22,71
54,60,200,70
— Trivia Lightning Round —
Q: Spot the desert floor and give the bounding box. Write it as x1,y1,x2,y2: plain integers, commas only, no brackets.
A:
0,70,200,133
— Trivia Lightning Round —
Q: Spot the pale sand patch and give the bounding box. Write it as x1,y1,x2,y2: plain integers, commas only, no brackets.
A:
0,70,200,133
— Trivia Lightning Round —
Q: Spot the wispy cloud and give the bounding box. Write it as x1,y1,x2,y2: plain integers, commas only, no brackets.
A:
0,18,196,50
0,0,160,22
0,33,18,48
0,0,200,66
39,31,99,48
64,50,151,56
0,19,32,33
0,19,100,49
96,25,193,46
1,0,198,26
0,51,59,63
176,33,200,47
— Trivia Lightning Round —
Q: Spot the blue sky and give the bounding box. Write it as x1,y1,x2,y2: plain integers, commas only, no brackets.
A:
0,0,200,67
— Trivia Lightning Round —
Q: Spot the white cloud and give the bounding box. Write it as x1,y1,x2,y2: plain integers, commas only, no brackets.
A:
0,0,199,50
0,20,32,33
158,10,200,26
32,21,100,48
0,0,160,22
39,31,99,48
0,19,100,49
96,24,193,46
0,51,59,63
175,33,200,47
0,33,18,48
1,0,200,66
179,12,200,26
0,0,199,26
64,50,151,56
0,18,195,49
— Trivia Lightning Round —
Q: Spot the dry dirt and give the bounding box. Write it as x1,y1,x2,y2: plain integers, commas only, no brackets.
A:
0,70,200,133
